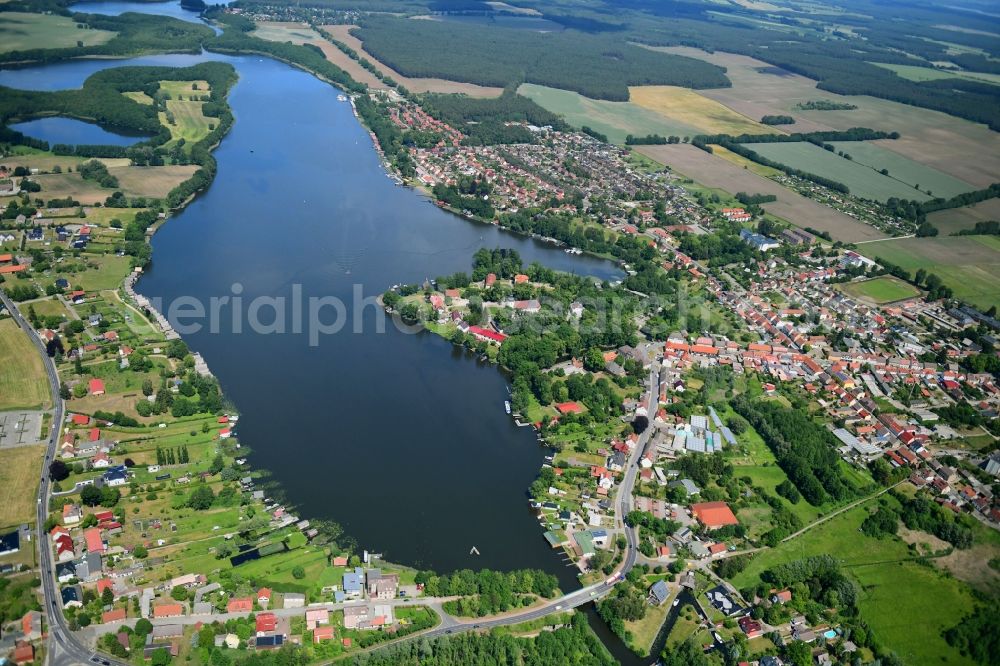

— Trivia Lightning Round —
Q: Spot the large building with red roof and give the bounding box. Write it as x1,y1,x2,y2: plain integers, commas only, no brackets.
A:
690,501,739,529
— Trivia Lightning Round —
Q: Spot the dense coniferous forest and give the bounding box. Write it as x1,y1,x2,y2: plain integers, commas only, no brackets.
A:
352,16,731,100
421,91,568,144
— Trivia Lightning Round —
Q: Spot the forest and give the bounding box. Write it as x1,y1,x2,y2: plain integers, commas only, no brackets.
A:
351,613,615,665
421,91,567,145
732,395,857,506
0,11,211,65
352,16,730,100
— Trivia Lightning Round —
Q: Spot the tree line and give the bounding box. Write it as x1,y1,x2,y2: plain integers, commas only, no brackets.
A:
732,395,856,506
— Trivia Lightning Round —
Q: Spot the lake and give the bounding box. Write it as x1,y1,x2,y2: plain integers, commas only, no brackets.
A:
68,0,208,24
2,32,646,666
10,116,152,146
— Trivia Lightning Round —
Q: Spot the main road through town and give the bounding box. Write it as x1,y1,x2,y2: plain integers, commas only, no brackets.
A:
0,291,130,666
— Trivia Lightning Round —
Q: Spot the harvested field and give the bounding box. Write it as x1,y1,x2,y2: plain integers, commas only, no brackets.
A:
862,234,1000,310
645,46,1000,188
928,199,1000,235
636,143,887,243
629,85,779,136
31,165,195,203
322,25,503,97
0,154,130,173
708,143,783,178
254,22,386,89
109,165,197,198
519,83,698,144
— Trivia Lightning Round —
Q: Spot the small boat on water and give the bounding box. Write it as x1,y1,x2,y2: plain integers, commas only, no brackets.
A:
337,94,347,102
504,401,512,414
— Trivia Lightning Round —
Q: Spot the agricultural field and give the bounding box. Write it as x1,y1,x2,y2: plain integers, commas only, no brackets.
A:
253,22,388,90
635,143,887,243
927,198,1000,235
827,141,976,199
742,142,932,202
0,445,45,527
30,165,196,204
708,143,783,178
0,12,115,53
519,83,699,144
0,318,50,411
870,62,1000,86
628,86,779,137
863,234,1000,310
838,276,922,304
251,21,319,45
0,153,130,174
647,46,1000,189
158,79,214,145
322,24,504,97
111,164,197,198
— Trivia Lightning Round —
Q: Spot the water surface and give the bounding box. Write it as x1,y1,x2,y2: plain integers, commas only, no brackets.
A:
10,116,152,146
6,37,642,666
68,0,207,23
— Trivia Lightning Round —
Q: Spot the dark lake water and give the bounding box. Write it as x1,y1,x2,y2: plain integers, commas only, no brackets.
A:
68,0,207,24
10,116,152,146
2,38,647,665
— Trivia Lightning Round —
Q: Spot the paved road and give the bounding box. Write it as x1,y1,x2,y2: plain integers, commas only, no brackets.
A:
0,291,129,666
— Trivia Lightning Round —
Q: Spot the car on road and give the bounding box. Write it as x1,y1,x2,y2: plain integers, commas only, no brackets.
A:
555,605,562,610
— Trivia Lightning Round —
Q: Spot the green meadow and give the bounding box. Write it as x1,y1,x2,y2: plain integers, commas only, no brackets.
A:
743,141,933,202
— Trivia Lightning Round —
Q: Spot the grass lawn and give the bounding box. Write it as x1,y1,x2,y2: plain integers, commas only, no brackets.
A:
25,297,75,322
123,91,154,105
838,276,921,304
234,546,329,593
743,141,932,202
0,12,115,52
158,80,214,146
863,235,1000,310
0,445,45,526
629,86,779,137
665,604,710,648
730,502,977,665
71,253,133,292
625,581,674,654
0,318,51,410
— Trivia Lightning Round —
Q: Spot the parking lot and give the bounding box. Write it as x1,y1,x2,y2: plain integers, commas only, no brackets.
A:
0,410,44,448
